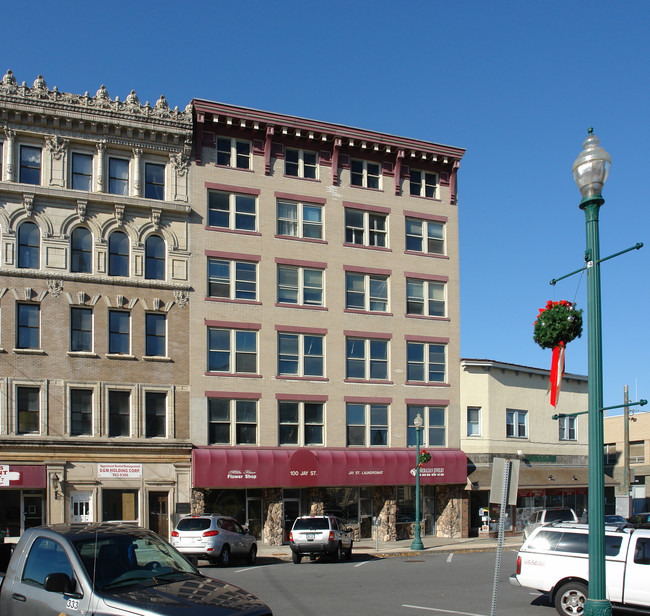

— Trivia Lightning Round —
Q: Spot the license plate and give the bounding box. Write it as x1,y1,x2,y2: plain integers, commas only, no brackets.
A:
306,533,315,541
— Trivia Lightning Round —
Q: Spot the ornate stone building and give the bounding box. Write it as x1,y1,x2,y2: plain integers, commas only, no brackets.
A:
0,71,193,539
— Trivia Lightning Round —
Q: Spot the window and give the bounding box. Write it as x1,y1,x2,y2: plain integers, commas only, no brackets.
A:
145,235,165,280
70,388,92,436
145,313,166,357
285,148,318,179
277,265,323,306
145,391,166,438
406,342,446,383
278,401,324,446
346,338,388,380
410,170,438,198
71,153,93,191
71,227,92,273
108,231,129,276
145,163,165,200
406,279,446,317
108,390,130,437
208,191,256,231
17,221,40,269
345,209,387,247
467,407,481,437
208,398,257,445
350,159,381,189
405,218,445,255
108,310,130,355
17,303,39,349
208,258,257,301
630,441,645,464
559,415,577,441
102,489,138,521
108,157,129,195
17,386,39,434
407,405,446,447
276,200,323,239
346,403,388,446
207,328,257,374
20,145,41,185
22,537,73,587
278,332,324,377
506,409,528,438
70,306,92,352
216,137,251,169
345,272,389,312
604,443,617,465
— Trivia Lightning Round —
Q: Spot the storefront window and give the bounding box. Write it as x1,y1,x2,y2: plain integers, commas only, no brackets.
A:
323,487,360,524
397,486,415,523
103,489,138,522
0,491,21,537
205,489,246,523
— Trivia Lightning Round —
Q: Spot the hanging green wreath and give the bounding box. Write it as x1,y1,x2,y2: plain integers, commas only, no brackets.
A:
418,449,431,467
533,300,583,349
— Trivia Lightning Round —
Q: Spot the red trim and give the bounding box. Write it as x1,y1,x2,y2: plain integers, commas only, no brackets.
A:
205,319,261,330
405,398,450,406
276,257,327,269
274,191,327,205
206,391,261,399
205,182,260,196
206,227,262,237
344,330,392,339
275,325,327,335
405,272,449,282
192,447,467,488
344,264,391,276
405,335,449,344
275,235,328,245
205,297,262,306
343,244,392,253
276,393,329,402
404,210,448,223
344,396,392,404
343,201,391,214
276,303,328,311
206,250,261,261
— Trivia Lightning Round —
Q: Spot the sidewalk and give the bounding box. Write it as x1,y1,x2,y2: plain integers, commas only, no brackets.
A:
256,533,523,560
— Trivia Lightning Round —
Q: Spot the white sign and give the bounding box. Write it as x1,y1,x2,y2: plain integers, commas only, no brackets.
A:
0,465,21,486
98,464,142,479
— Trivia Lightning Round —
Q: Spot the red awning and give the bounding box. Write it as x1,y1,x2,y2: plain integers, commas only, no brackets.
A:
193,447,466,488
0,465,46,488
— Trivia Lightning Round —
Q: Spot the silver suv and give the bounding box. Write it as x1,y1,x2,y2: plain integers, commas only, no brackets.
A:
170,514,257,566
289,515,353,564
522,507,579,539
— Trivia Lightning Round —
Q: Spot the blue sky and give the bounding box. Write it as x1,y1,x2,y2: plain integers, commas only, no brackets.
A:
1,0,648,412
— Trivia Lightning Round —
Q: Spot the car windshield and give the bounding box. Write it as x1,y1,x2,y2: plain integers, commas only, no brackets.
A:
547,510,575,522
176,518,212,532
293,518,330,531
73,533,197,590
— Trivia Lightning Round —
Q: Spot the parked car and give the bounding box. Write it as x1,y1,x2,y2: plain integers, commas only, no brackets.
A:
628,512,650,527
289,515,353,564
604,514,633,528
171,514,257,566
522,507,579,539
0,523,272,616
510,522,650,616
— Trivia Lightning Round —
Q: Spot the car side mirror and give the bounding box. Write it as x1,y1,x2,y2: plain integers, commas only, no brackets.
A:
44,572,75,594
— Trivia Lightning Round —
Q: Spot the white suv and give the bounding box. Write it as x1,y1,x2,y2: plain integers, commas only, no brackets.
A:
522,507,579,539
170,514,257,566
289,515,353,564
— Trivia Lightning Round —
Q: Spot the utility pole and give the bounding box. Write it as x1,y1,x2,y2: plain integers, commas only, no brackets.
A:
624,385,630,500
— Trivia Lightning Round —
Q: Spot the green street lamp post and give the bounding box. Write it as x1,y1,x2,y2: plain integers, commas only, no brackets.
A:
411,413,424,551
572,129,612,616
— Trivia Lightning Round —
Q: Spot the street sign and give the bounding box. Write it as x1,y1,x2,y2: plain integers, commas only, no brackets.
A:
489,457,520,506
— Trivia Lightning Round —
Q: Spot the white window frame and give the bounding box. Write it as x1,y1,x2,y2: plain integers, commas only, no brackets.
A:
285,148,318,179
278,400,325,446
350,159,381,189
407,405,446,447
406,342,446,383
207,258,258,301
277,332,324,377
144,390,168,438
467,407,481,437
207,191,257,232
70,151,94,191
405,217,445,255
108,156,130,196
16,384,41,435
276,200,323,239
277,265,324,306
410,169,439,198
207,328,258,375
207,398,258,445
506,408,528,439
345,209,387,247
345,337,389,381
346,403,389,447
216,137,251,169
69,387,94,437
345,272,389,313
406,278,446,317
107,388,132,438
559,415,577,441
107,309,131,356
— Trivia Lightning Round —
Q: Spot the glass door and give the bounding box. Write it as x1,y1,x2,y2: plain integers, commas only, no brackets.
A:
283,489,301,544
70,491,93,523
23,492,43,531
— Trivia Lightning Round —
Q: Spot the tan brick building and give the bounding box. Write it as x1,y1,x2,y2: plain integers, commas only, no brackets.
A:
0,72,193,539
188,100,466,542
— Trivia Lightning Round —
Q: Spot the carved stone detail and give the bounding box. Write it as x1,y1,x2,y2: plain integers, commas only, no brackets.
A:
174,289,189,308
47,279,64,297
77,200,87,222
23,194,34,217
151,208,161,230
114,204,125,226
45,134,68,159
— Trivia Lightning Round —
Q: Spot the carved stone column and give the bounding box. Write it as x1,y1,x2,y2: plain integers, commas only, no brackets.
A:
96,141,106,192
4,127,15,182
132,147,142,197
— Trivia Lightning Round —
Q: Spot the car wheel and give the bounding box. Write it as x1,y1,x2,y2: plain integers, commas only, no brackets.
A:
218,545,231,567
292,551,302,564
247,544,257,565
336,542,344,562
345,541,353,560
554,581,588,616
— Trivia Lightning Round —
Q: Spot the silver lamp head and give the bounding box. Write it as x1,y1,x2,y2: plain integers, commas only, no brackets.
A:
572,129,611,201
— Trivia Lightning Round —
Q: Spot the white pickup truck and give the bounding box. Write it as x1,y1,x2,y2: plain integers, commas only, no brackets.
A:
510,522,650,615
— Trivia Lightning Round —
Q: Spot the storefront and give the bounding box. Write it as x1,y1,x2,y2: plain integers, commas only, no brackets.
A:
0,465,47,538
192,447,467,544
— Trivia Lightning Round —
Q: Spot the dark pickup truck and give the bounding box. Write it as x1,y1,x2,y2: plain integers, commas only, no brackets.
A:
0,523,272,615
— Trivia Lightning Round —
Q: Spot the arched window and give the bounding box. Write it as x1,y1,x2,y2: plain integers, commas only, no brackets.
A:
145,235,165,280
71,227,92,273
18,222,40,269
108,231,129,277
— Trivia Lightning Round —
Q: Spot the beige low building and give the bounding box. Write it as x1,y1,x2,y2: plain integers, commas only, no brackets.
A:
460,358,591,534
0,72,193,539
